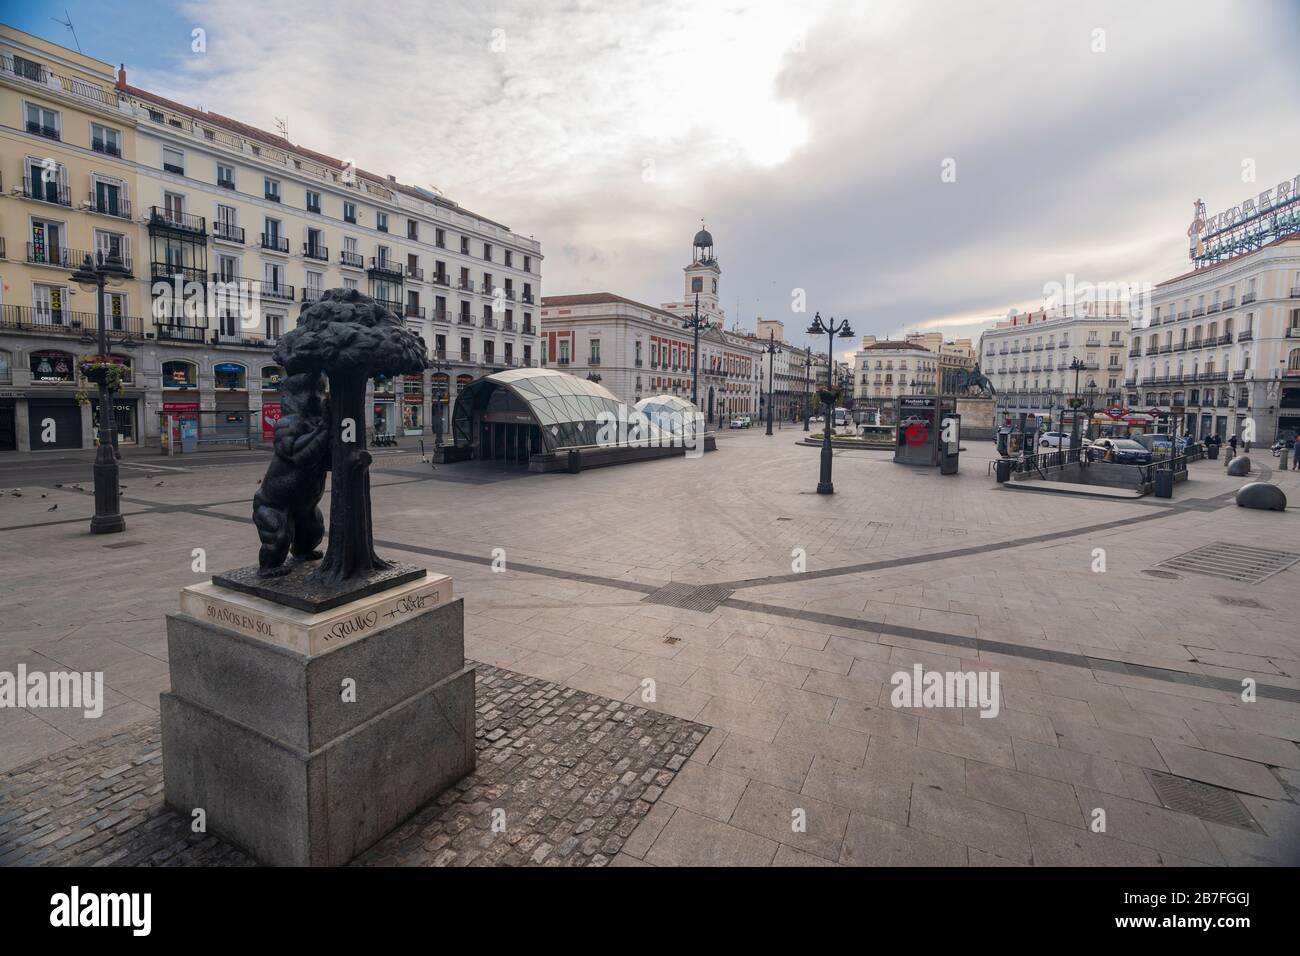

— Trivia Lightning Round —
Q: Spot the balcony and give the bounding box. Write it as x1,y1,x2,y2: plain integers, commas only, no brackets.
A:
148,206,206,235
458,314,474,326
1222,299,1236,310
1292,287,1300,298
1218,333,1233,345
502,288,517,301
502,320,516,332
1232,370,1246,380
301,288,323,304
217,177,236,191
1178,311,1190,320
431,273,450,287
261,282,295,302
302,242,329,261
1206,302,1220,314
406,265,425,282
556,357,570,366
1287,327,1300,338
457,278,474,292
264,190,281,203
155,323,208,343
1237,329,1254,343
1128,347,1141,357
25,242,72,269
339,250,364,269
22,177,70,206
459,353,477,365
213,222,245,244
260,234,289,253
26,120,60,140
1241,292,1257,305
483,354,504,368
482,316,497,330
1,304,143,339
404,305,426,319
1173,342,1187,352
211,330,276,350
151,262,205,284
431,309,449,323
306,202,321,216
374,298,403,314
368,257,404,279
521,293,535,305
88,192,131,219
522,324,536,335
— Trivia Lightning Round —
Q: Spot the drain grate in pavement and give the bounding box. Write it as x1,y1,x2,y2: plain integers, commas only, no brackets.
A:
642,582,735,614
1217,595,1268,609
1144,770,1262,832
1153,541,1300,584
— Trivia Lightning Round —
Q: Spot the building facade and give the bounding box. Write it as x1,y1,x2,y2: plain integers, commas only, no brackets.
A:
539,227,763,422
852,339,939,422
979,305,1131,428
1132,236,1300,443
0,24,542,452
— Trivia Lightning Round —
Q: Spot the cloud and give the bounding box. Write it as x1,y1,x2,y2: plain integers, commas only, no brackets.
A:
127,0,1300,349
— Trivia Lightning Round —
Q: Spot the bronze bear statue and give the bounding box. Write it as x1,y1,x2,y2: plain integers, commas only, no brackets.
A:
253,371,331,577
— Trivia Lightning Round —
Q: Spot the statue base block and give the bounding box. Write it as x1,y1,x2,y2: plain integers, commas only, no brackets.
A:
160,571,474,866
212,560,426,613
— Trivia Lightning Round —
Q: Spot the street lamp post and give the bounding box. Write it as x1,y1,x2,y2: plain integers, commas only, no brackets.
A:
70,251,130,535
1068,358,1086,452
763,330,780,436
806,311,854,494
682,293,706,417
802,346,813,432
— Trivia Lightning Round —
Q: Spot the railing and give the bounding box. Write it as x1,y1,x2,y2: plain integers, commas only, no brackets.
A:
89,193,131,219
374,298,403,314
1206,302,1220,314
1241,292,1256,304
407,266,425,281
502,320,516,332
260,234,289,253
25,120,59,140
522,324,536,335
1,304,143,338
1222,299,1236,310
25,242,72,268
432,273,450,287
431,309,449,322
211,330,276,349
458,314,474,325
149,206,206,232
368,257,404,278
482,317,496,329
151,262,206,283
22,177,71,206
521,293,535,304
404,305,425,319
264,190,281,203
213,222,245,243
1237,330,1253,342
339,250,364,268
1218,333,1233,345
458,278,474,291
261,283,295,301
1137,454,1188,487
302,243,329,261
301,288,323,303
155,323,208,343
1192,307,1205,317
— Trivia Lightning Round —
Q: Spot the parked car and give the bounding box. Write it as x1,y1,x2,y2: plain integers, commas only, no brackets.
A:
1134,433,1195,457
1086,437,1152,464
1038,431,1092,449
729,416,752,429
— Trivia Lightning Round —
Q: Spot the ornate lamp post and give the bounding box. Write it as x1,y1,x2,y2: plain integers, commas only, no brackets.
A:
802,345,813,431
682,293,706,413
763,329,780,436
1068,358,1086,450
806,311,854,494
70,250,130,534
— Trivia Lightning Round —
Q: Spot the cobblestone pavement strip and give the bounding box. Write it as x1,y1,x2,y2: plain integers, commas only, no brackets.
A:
0,665,705,867
2,433,1299,866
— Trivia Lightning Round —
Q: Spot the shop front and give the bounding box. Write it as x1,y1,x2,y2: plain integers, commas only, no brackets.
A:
372,376,397,437
160,400,199,453
213,363,250,441
402,376,424,436
260,364,285,441
431,373,450,442
0,395,15,452
26,349,82,450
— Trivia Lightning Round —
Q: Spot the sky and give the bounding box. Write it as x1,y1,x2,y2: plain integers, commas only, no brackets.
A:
9,0,1300,361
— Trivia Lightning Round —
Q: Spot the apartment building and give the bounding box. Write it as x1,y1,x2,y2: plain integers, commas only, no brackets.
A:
540,226,762,422
979,304,1131,427
1133,235,1300,442
852,339,939,422
0,25,143,451
0,24,542,451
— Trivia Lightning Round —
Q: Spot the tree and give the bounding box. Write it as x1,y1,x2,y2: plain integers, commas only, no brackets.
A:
273,289,428,588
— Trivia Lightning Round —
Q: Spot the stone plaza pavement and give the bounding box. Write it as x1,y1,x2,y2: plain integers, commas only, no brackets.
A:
1,429,1298,866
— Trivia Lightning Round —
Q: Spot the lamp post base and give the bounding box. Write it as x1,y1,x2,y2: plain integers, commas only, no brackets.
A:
816,481,834,495
90,512,126,534
90,440,124,534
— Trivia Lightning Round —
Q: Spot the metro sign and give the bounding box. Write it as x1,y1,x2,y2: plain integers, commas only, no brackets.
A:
1104,405,1128,418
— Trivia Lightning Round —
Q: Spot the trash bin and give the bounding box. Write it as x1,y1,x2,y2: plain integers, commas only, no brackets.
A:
1206,443,1219,460
567,448,581,474
995,458,1012,483
1154,468,1174,498
1281,448,1290,471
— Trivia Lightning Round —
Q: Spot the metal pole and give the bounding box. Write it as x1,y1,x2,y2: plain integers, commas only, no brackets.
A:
691,293,700,408
90,263,125,534
765,330,776,436
817,327,835,494
803,346,811,431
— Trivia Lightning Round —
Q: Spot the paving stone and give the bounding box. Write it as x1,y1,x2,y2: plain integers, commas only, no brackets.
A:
773,715,869,766
642,806,779,867
909,787,1033,864
1025,815,1164,866
840,812,968,866
729,780,849,861
918,718,1015,769
710,734,813,792
1073,787,1225,864
800,754,911,825
965,762,1084,827
1151,739,1287,800
660,761,750,822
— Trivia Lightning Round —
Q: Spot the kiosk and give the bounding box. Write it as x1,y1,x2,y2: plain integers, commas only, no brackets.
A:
893,395,959,471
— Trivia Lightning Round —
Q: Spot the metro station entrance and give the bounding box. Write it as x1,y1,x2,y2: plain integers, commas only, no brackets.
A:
479,414,542,466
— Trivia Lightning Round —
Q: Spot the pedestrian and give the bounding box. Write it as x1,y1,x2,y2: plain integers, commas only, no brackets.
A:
1293,434,1300,470
1228,433,1239,457
1243,435,1251,453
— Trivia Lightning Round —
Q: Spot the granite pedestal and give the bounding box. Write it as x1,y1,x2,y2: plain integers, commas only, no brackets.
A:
159,568,475,866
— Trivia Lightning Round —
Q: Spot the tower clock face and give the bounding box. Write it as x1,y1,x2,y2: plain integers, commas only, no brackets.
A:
692,277,703,292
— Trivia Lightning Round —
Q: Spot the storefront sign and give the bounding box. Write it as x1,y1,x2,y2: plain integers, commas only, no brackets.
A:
262,401,282,441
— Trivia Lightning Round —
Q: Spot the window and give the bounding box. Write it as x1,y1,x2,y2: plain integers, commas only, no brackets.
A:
344,201,357,224
590,339,601,364
523,255,532,273
306,190,321,214
504,249,513,268
376,212,388,232
264,178,281,202
215,204,239,242
162,360,198,389
407,219,418,240
90,124,122,156
25,103,59,139
435,227,446,248
483,242,492,262
162,147,185,175
460,236,470,255
558,340,570,363
691,277,703,293
216,163,235,189
214,362,247,390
